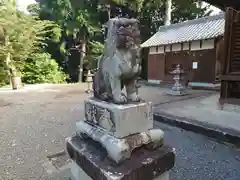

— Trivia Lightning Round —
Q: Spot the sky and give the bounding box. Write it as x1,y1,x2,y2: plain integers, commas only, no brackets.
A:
16,0,222,15
16,0,36,13
202,2,222,15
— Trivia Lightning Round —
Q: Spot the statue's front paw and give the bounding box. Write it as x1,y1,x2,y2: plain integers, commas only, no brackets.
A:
113,94,128,104
128,93,141,102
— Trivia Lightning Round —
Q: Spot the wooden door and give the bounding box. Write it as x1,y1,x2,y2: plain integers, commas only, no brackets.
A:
220,7,240,104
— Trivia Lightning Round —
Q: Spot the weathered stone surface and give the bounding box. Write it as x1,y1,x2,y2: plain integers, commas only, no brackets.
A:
69,162,170,180
92,18,142,104
84,98,153,138
66,135,175,180
166,89,187,96
166,64,187,96
76,120,164,164
155,172,169,180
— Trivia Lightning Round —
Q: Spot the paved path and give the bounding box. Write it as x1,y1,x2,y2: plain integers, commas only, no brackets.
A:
154,94,240,144
1,84,237,180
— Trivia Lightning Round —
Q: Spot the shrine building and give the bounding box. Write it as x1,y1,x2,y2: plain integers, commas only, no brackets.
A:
141,13,225,89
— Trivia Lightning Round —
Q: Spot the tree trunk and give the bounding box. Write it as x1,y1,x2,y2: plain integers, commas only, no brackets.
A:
78,35,86,83
106,4,111,20
164,0,172,25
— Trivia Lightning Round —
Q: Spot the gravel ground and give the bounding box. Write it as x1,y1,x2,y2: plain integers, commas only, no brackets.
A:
0,84,239,180
156,122,240,180
0,84,88,179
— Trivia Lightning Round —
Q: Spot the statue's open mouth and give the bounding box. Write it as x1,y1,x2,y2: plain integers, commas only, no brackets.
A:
116,19,140,39
117,26,140,40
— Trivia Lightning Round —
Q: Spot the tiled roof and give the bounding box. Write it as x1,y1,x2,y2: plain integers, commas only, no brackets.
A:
141,13,225,48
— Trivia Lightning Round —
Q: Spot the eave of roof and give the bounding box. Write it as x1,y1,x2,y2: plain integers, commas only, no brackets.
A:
141,13,225,48
204,0,240,10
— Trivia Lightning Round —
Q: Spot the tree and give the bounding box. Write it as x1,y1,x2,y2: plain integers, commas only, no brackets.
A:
85,40,104,68
37,0,102,82
104,0,212,80
0,0,16,11
0,4,58,76
35,0,212,82
106,0,212,41
27,3,41,16
23,52,68,84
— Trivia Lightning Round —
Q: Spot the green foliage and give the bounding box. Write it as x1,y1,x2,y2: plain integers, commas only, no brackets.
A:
0,0,16,11
139,0,213,41
32,0,214,82
104,0,213,80
36,0,102,81
39,0,100,40
85,41,104,68
108,0,161,12
171,0,212,23
22,53,68,84
0,5,60,74
0,58,9,87
27,3,40,16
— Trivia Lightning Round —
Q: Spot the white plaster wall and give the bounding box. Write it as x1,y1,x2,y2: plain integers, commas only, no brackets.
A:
165,45,171,52
190,39,214,51
190,40,201,51
149,47,157,54
148,38,214,55
157,46,165,53
172,44,181,51
183,42,189,50
201,39,214,50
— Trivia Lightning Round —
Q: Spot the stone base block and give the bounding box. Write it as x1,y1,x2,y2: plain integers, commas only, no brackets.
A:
76,121,164,164
166,90,188,96
84,98,153,138
70,162,92,180
155,172,169,180
70,161,170,180
66,135,175,180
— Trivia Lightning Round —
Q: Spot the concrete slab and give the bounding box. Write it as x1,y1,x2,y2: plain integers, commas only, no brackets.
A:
154,94,240,145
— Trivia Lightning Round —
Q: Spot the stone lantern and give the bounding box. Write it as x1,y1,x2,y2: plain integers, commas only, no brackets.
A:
85,70,94,94
167,64,187,96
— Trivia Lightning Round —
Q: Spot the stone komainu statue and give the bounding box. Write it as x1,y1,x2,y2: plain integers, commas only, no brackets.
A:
93,18,142,104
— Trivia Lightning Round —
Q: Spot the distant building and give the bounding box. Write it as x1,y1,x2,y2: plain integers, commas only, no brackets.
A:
141,13,225,88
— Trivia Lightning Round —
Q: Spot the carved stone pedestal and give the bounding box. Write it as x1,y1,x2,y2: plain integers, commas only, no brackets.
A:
76,120,164,164
84,98,154,138
66,135,175,180
76,98,164,164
